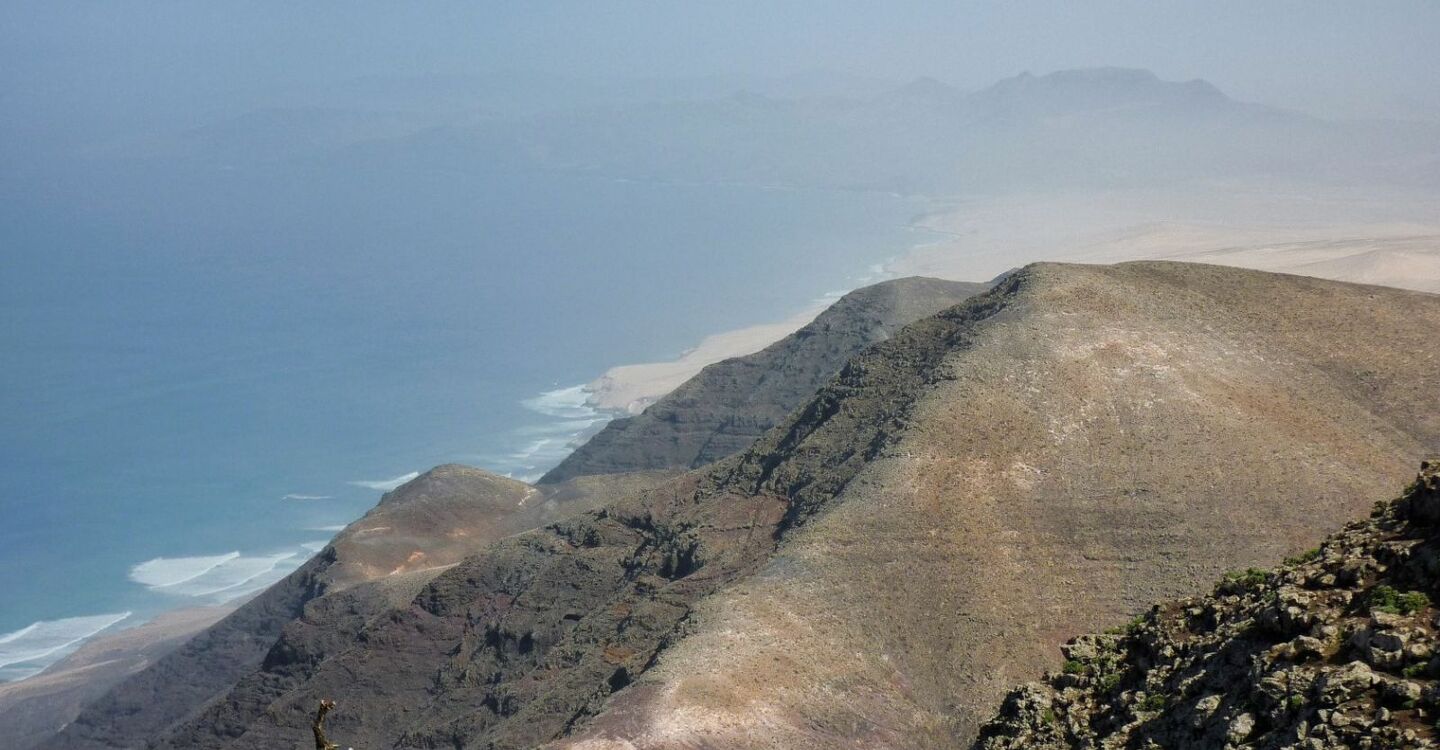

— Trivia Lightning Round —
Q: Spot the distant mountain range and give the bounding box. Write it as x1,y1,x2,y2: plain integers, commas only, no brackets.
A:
136,67,1440,192
33,261,1440,749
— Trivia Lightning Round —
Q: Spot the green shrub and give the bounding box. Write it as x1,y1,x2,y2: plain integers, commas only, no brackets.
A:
1404,663,1428,678
1140,693,1166,711
1224,568,1269,588
1370,585,1430,615
1099,673,1122,693
1287,695,1305,711
1284,548,1321,566
1062,660,1085,675
1042,708,1057,725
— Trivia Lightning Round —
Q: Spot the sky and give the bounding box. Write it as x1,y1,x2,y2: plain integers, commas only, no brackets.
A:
2,0,1438,136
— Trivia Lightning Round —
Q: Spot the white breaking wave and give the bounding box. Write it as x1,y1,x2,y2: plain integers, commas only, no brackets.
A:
159,552,299,599
515,418,608,435
348,472,419,491
281,494,333,501
129,542,323,603
521,384,603,420
0,611,132,680
307,524,347,532
129,552,241,589
497,382,617,480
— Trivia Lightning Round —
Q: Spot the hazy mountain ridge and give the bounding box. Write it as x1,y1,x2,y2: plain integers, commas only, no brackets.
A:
79,261,1440,749
540,276,990,483
976,461,1440,749
123,67,1440,192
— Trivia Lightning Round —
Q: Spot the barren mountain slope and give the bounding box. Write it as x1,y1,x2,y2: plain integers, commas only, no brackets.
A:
42,466,671,750
556,261,1440,749
540,276,989,483
167,262,1439,749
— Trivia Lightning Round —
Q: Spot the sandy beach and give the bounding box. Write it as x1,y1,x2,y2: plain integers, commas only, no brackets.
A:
584,304,829,414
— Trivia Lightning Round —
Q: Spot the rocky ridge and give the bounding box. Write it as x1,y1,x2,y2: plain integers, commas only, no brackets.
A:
539,276,989,483
976,461,1440,750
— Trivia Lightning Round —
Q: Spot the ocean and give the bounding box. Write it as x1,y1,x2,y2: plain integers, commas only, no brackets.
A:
0,151,927,681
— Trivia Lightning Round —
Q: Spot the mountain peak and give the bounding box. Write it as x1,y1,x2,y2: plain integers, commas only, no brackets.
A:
893,75,963,99
975,67,1231,112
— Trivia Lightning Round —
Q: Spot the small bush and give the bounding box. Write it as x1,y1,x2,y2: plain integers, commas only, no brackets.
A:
1404,663,1428,678
1224,568,1269,588
1287,695,1305,711
1284,548,1321,566
1099,673,1122,693
1042,708,1057,725
1140,693,1166,711
1062,660,1085,675
1370,585,1430,615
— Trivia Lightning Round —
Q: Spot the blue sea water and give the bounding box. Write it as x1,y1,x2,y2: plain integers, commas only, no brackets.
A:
0,150,927,679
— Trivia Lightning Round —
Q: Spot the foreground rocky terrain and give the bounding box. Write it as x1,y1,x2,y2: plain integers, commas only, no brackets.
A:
976,460,1440,749
49,260,1439,749
540,276,989,483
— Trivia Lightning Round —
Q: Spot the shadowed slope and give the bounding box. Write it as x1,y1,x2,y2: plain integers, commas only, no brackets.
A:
541,276,989,483
42,467,671,750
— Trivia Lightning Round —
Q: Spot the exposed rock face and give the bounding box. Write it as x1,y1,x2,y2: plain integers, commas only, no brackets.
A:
539,276,990,483
112,261,1440,749
42,466,671,750
975,461,1440,750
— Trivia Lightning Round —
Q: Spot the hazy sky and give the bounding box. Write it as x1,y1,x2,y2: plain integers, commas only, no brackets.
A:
2,0,1438,134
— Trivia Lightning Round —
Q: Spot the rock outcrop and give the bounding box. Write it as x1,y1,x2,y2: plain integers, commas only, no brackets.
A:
976,461,1440,750
539,276,989,483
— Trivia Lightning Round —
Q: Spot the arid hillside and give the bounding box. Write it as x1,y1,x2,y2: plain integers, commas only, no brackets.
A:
106,261,1439,749
541,276,989,483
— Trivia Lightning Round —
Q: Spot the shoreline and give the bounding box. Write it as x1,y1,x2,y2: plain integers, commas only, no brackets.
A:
582,303,829,415
573,183,1440,418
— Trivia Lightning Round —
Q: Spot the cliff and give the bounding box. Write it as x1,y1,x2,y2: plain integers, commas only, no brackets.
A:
540,276,989,482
